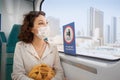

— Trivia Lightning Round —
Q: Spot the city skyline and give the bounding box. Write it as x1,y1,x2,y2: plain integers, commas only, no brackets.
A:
106,17,120,43
42,0,120,43
43,0,120,24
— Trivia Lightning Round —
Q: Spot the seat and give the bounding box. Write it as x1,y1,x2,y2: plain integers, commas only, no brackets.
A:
1,24,21,80
6,24,21,80
0,38,2,69
6,24,21,53
0,38,1,78
0,31,7,59
0,31,7,57
0,32,7,73
0,31,7,43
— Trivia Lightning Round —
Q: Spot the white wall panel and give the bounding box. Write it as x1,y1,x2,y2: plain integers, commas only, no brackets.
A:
1,0,33,38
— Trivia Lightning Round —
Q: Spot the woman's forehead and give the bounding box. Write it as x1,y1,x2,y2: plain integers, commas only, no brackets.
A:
35,15,46,22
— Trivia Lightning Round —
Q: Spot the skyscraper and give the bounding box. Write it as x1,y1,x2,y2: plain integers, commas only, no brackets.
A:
110,17,117,43
116,17,120,43
88,7,104,39
105,25,110,43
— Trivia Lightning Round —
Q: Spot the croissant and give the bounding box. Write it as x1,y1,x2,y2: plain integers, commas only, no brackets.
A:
28,64,55,80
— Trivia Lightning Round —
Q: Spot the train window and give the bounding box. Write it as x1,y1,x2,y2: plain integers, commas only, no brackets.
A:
42,0,120,45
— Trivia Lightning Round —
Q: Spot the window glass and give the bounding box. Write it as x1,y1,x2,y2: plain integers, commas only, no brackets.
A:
42,0,120,44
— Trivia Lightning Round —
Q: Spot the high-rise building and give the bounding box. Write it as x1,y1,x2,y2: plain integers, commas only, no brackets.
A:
116,17,120,43
87,7,94,36
88,7,104,39
105,25,110,43
110,17,117,43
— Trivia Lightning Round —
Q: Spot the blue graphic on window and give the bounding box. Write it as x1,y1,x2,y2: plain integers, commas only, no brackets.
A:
63,22,76,55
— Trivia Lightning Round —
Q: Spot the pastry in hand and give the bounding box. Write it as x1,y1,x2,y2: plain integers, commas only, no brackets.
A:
28,64,55,80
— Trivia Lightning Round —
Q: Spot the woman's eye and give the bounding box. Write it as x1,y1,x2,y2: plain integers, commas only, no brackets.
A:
38,23,44,25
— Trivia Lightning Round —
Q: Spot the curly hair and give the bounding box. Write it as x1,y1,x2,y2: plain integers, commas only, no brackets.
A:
18,11,46,43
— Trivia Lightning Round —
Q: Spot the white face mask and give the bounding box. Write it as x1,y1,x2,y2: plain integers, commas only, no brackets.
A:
36,26,50,40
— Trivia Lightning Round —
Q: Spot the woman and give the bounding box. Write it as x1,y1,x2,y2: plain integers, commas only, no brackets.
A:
11,11,64,80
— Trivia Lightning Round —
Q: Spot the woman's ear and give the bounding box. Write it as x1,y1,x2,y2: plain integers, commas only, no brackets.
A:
31,28,36,34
